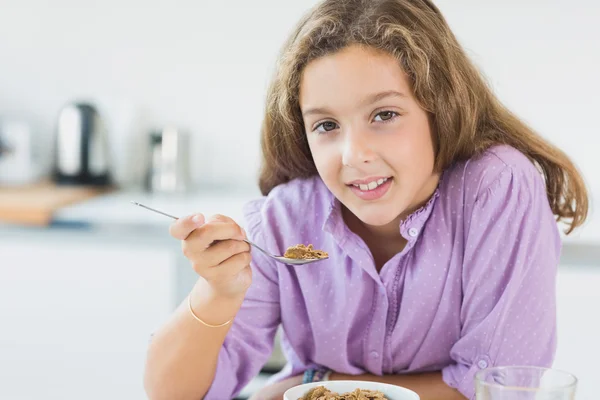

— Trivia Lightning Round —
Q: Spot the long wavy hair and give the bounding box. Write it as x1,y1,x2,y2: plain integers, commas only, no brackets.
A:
258,0,588,234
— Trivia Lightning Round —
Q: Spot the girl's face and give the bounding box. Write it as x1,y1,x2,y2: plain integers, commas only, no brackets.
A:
300,45,440,229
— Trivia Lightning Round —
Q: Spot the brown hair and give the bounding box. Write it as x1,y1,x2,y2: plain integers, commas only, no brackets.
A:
258,0,588,234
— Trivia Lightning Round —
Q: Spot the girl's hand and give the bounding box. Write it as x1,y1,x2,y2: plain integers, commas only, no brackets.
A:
169,213,252,298
248,375,303,400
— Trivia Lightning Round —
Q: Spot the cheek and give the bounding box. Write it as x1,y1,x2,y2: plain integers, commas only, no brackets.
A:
421,131,436,169
308,139,339,178
412,133,435,169
391,122,435,170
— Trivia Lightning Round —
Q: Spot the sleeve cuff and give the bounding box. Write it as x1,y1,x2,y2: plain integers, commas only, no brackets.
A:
442,355,492,400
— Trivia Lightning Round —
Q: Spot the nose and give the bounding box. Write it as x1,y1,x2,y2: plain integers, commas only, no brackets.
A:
341,130,377,167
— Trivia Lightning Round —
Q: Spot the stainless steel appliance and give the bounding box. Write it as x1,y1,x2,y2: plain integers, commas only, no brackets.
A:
53,102,111,186
144,127,189,193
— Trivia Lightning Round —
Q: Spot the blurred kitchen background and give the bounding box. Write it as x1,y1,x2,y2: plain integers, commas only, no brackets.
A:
0,0,598,399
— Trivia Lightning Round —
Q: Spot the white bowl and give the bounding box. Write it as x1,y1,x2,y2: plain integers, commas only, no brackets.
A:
283,380,420,400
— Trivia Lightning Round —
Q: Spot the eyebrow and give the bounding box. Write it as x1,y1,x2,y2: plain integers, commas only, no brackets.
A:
301,90,407,117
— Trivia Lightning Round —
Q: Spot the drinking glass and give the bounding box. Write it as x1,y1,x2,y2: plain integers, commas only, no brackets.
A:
475,366,577,400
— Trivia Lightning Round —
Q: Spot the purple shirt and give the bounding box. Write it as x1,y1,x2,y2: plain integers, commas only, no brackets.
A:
206,145,559,400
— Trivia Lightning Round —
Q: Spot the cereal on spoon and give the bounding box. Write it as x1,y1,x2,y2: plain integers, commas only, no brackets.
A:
284,244,329,260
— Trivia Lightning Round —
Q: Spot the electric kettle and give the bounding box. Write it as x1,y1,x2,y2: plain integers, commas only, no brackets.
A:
53,102,112,186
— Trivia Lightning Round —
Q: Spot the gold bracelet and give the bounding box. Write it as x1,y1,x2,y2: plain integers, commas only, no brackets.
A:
187,293,233,328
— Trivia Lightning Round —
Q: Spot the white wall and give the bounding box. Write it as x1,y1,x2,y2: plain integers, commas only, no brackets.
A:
0,0,598,233
0,0,321,186
437,1,600,241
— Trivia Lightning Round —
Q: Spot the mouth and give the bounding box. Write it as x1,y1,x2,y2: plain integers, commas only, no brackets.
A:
346,176,393,201
347,176,391,190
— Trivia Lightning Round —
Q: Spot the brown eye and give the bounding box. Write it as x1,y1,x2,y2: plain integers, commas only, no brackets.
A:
374,111,398,122
315,121,338,133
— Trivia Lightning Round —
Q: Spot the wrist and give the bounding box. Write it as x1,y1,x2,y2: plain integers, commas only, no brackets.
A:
194,277,247,303
189,279,245,326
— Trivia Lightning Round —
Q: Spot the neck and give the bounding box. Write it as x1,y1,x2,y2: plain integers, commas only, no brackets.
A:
343,207,404,248
343,209,403,243
343,208,405,271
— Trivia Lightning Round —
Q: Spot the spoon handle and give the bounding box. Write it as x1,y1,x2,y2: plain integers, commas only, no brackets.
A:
243,239,273,258
131,201,178,220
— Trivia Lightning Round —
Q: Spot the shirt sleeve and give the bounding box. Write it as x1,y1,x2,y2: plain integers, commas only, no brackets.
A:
204,198,281,399
441,166,561,399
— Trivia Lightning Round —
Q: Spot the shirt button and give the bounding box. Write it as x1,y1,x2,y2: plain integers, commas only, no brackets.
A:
408,228,419,237
370,351,379,359
477,359,489,369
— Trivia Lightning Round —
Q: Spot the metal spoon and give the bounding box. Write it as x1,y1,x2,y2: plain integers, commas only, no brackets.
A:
130,201,328,265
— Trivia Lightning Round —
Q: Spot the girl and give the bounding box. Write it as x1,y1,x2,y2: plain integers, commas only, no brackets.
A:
144,0,588,399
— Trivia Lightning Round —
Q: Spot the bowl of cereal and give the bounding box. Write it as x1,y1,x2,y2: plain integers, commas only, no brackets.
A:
283,380,420,400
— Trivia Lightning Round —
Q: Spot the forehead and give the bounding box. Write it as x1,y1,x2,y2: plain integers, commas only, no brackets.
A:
299,45,412,108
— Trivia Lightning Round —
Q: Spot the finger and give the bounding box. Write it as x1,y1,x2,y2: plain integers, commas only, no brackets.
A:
206,214,235,224
169,213,205,240
186,219,246,249
202,250,252,281
186,238,250,268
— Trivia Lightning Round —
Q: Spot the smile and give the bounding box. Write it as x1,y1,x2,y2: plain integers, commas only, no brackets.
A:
347,177,393,201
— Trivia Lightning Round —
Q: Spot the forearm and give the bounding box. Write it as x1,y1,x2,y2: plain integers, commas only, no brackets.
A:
330,371,466,400
143,278,244,400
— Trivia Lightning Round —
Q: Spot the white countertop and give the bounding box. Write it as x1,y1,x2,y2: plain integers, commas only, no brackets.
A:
52,186,262,229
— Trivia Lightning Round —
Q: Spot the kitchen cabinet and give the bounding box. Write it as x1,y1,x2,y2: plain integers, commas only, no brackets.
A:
553,265,600,400
0,227,177,400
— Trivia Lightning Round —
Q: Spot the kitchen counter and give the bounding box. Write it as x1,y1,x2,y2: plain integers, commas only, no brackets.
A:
51,185,262,230
49,185,600,265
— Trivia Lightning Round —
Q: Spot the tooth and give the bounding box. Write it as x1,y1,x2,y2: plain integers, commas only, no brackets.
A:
368,181,377,190
359,184,369,191
377,178,384,185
